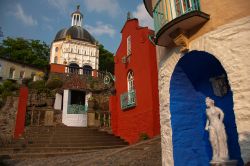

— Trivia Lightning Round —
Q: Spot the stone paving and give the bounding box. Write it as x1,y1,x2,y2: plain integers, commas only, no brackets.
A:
1,136,161,166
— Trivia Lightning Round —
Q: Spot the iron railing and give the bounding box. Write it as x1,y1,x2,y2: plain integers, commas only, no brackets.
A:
120,90,136,110
153,0,200,33
65,66,106,79
68,104,88,114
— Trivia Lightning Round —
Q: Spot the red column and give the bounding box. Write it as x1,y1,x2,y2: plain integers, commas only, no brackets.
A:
14,86,28,139
109,96,118,135
93,69,98,77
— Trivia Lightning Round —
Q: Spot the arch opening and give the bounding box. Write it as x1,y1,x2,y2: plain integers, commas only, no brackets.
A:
169,51,243,165
83,65,92,76
69,63,80,74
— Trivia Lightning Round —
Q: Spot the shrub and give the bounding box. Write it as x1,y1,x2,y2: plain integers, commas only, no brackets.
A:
28,80,46,92
0,80,19,108
0,84,3,94
139,133,149,141
22,78,33,86
46,78,63,90
3,80,19,91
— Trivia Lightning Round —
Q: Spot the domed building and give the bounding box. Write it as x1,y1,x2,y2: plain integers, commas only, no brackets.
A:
49,6,100,127
50,5,99,73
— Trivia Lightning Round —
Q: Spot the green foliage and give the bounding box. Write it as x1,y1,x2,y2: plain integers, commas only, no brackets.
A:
28,80,46,92
46,78,63,90
0,37,49,68
99,45,114,74
139,133,149,141
2,80,19,91
0,80,19,108
22,78,33,86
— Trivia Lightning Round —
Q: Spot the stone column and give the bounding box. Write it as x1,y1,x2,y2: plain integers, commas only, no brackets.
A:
87,100,95,127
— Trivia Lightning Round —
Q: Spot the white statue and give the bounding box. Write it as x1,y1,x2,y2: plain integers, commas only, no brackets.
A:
205,97,229,162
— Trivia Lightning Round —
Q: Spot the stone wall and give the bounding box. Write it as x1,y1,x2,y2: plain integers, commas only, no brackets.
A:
158,16,250,165
0,96,18,145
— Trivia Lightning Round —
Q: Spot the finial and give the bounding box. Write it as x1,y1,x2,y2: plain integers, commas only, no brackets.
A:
127,12,132,20
77,5,80,10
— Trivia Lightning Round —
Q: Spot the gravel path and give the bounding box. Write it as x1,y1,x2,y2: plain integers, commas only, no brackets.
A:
1,136,161,166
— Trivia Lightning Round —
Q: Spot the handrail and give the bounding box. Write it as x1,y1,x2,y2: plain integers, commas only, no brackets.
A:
64,66,107,79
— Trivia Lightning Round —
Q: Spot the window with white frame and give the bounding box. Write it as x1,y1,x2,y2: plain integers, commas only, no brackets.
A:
54,56,58,63
9,67,15,79
127,70,134,92
20,71,25,79
31,72,36,81
127,36,131,56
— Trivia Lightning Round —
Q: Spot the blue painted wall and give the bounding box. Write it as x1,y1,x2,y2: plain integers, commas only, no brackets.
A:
170,51,243,166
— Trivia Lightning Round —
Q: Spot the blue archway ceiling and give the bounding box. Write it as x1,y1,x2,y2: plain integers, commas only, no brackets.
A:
170,51,243,166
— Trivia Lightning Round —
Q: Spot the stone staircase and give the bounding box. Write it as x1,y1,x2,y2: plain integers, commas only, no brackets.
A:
0,126,128,159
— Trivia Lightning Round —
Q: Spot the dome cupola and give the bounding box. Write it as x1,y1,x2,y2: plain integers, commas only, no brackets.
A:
54,5,96,44
71,5,83,27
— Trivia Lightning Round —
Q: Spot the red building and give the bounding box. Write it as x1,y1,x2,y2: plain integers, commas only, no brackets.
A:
110,17,160,144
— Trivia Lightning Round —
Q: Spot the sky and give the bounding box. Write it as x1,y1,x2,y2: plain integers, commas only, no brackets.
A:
0,0,153,53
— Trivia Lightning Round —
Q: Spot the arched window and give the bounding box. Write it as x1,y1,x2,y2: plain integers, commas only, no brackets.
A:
127,70,134,92
54,56,58,64
9,67,15,79
83,65,92,76
55,47,58,52
69,63,79,74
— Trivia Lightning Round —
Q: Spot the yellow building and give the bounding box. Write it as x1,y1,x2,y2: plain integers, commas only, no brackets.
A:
144,0,250,165
0,57,44,84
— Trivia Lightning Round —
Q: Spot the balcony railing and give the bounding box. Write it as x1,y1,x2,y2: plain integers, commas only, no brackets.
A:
68,104,88,114
65,66,106,79
153,0,200,33
120,90,136,110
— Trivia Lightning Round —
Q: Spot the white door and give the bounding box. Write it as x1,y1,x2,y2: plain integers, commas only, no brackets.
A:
62,90,87,127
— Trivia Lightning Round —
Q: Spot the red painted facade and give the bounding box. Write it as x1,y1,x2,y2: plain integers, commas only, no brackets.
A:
50,63,66,73
110,19,160,144
14,86,29,139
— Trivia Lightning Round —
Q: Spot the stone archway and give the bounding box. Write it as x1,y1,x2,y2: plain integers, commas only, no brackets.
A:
169,51,243,165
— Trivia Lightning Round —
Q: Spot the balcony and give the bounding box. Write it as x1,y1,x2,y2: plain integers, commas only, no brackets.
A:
152,0,209,47
50,63,106,79
120,90,136,110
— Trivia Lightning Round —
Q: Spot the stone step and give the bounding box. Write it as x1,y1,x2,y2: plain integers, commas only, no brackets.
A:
26,126,98,130
4,140,128,148
25,131,110,136
1,126,128,159
24,133,118,138
23,134,111,139
0,145,126,159
13,139,126,145
1,145,126,153
23,141,127,147
0,145,127,159
24,137,123,143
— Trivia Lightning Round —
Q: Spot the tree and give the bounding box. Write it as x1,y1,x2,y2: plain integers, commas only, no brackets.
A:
98,45,114,74
0,37,49,68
